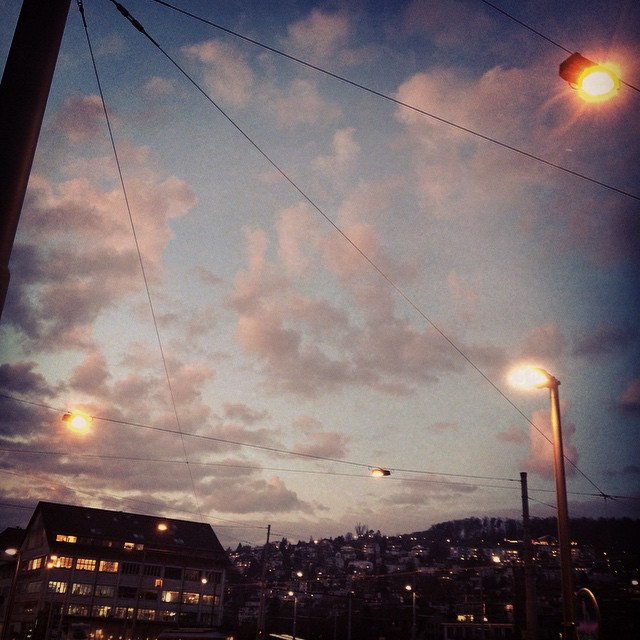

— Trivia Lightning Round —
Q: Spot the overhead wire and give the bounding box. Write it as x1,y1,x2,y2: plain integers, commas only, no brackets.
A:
76,0,202,518
105,0,611,501
148,0,639,201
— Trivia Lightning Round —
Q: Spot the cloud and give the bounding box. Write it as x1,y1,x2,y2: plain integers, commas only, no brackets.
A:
204,475,315,514
222,403,268,425
495,426,527,444
285,9,351,62
313,127,360,178
51,95,107,144
182,40,255,107
572,321,637,357
268,78,342,128
617,379,640,413
519,323,566,360
431,421,458,433
521,404,578,479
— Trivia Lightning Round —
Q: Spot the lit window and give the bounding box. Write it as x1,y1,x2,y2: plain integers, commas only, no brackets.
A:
162,591,180,603
52,556,74,569
68,605,89,616
182,592,200,605
113,608,134,620
56,535,78,544
98,560,118,573
92,605,112,617
137,609,156,621
27,557,43,571
72,583,93,597
48,581,68,594
76,558,96,571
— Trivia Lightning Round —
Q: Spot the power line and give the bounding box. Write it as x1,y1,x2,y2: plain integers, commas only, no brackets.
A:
77,0,202,518
148,0,639,201
106,1,610,501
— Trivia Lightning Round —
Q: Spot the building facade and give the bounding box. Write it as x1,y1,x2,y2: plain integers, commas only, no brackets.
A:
2,502,230,640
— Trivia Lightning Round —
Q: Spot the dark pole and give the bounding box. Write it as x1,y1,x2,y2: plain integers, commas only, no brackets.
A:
521,472,538,640
0,0,72,320
256,524,271,640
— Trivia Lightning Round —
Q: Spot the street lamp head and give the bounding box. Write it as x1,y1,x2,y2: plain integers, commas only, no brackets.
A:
405,584,412,592
559,52,620,102
62,411,92,433
370,467,391,477
508,366,558,390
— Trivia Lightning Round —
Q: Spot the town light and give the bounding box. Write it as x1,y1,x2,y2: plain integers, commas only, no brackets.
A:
559,53,620,102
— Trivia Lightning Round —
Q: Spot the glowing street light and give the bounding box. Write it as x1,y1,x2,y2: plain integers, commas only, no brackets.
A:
62,411,92,433
559,52,620,102
405,585,417,640
510,366,577,640
370,467,391,477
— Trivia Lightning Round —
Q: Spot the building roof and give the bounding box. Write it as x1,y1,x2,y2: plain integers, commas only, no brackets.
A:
29,501,228,561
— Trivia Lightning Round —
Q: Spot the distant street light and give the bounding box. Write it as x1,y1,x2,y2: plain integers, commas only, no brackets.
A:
405,585,417,640
288,591,298,640
559,52,620,102
370,467,391,477
510,366,577,640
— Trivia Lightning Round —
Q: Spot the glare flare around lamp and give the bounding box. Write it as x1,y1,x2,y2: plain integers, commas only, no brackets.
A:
62,411,92,432
559,52,620,102
370,467,391,477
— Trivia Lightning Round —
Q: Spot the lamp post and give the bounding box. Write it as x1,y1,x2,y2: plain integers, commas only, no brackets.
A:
510,367,577,640
405,585,416,640
288,591,298,640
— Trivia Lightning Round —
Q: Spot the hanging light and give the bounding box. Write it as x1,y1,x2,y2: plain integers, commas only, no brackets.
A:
559,52,620,102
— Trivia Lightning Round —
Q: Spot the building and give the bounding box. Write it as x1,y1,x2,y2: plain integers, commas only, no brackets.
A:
2,502,230,640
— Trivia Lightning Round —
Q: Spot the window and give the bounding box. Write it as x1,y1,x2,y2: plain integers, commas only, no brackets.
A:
205,571,222,585
95,585,115,597
141,589,158,601
137,609,156,621
143,564,161,577
98,560,118,573
27,557,43,571
159,610,178,623
48,581,68,594
202,594,217,607
52,556,74,569
76,558,96,571
72,583,93,597
68,605,89,616
121,562,140,575
123,542,144,551
113,608,134,620
55,535,77,544
164,567,182,580
118,586,137,599
161,591,180,603
92,605,112,617
182,592,199,605
184,568,200,582
26,581,41,594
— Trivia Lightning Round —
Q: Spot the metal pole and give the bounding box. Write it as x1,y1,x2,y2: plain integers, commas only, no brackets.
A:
520,472,538,640
548,378,577,640
0,0,71,320
292,595,297,640
256,524,271,640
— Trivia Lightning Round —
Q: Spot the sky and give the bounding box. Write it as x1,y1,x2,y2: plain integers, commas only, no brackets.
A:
0,0,639,549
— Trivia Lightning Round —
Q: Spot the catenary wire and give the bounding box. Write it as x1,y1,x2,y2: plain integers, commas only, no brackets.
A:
148,0,639,201
77,0,202,518
107,1,610,501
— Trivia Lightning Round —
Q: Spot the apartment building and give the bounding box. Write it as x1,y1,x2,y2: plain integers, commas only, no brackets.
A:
2,502,230,640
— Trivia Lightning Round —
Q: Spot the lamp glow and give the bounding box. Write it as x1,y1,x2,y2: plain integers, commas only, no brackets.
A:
62,411,92,432
370,467,391,477
559,52,620,103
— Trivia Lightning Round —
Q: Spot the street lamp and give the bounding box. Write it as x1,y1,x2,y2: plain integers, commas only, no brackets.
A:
370,467,391,477
405,585,416,640
559,52,620,102
510,366,577,640
288,591,298,640
62,411,92,433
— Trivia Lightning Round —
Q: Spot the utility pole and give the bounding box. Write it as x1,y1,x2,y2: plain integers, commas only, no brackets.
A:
256,524,271,640
521,472,538,640
0,0,71,320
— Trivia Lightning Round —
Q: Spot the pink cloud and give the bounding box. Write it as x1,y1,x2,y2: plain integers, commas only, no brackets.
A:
618,379,640,413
